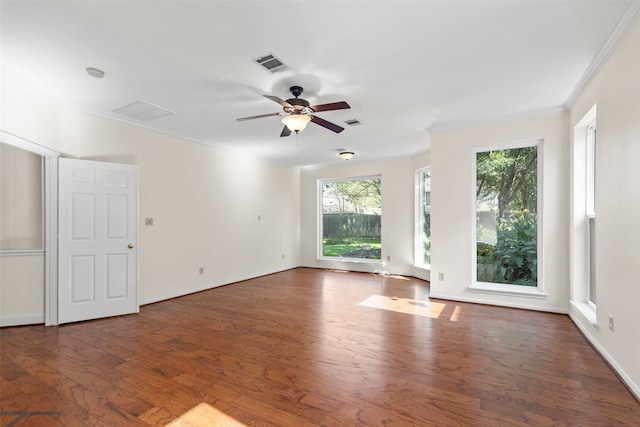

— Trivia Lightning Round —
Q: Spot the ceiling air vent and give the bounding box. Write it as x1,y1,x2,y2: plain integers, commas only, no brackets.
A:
253,53,289,73
112,101,175,121
344,119,362,126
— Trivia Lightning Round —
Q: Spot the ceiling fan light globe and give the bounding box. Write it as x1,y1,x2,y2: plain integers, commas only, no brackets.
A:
282,114,311,132
340,151,355,160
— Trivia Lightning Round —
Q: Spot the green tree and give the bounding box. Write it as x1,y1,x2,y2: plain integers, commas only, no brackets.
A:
334,179,381,213
476,147,537,218
476,146,538,286
323,179,381,240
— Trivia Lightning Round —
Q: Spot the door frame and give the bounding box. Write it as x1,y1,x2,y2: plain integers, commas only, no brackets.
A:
0,130,60,325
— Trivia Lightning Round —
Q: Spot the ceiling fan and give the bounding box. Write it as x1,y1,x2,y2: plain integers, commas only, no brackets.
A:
236,86,351,137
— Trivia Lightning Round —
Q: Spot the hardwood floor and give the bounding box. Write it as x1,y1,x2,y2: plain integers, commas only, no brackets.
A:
1,268,639,426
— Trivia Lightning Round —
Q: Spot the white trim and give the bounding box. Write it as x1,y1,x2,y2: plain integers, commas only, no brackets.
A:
44,157,59,326
571,105,598,316
570,300,599,331
429,293,566,314
0,250,45,257
413,263,431,271
0,131,61,326
430,107,566,134
569,310,640,401
0,130,60,157
468,283,548,299
564,2,640,109
0,313,45,327
139,268,293,305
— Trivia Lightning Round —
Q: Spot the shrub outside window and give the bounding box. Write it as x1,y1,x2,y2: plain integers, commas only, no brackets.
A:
475,142,541,289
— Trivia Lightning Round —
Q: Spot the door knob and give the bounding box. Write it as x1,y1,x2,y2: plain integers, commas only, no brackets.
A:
128,243,135,249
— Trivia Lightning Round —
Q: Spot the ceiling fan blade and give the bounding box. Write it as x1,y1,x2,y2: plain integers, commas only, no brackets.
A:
280,125,291,137
236,112,281,121
264,95,292,108
311,101,351,112
311,115,345,133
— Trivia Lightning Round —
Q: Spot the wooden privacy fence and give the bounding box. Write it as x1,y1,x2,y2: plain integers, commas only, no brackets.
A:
323,213,381,238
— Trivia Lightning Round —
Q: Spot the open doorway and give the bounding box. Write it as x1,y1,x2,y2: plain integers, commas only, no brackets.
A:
0,131,59,326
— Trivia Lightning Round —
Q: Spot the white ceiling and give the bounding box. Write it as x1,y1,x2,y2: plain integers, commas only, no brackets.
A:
1,1,637,168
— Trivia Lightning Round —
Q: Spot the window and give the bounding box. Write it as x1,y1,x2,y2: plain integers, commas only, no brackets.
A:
474,141,541,291
319,176,382,261
587,122,596,306
416,167,431,267
570,105,596,326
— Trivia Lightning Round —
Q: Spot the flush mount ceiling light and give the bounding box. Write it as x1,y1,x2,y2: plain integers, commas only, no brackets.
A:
340,150,355,161
86,67,105,78
281,114,312,133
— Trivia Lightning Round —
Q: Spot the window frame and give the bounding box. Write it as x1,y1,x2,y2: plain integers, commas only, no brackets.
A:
470,139,545,296
317,175,383,264
586,121,597,308
415,167,431,270
570,104,597,328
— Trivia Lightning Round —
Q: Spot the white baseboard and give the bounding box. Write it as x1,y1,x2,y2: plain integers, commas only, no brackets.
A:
139,267,295,306
428,292,568,314
0,313,45,327
569,311,640,401
140,282,229,306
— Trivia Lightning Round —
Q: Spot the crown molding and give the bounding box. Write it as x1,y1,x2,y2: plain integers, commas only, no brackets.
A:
0,130,61,157
564,1,640,109
429,107,567,134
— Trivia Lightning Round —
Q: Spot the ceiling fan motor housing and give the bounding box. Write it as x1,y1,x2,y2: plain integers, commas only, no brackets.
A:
289,85,304,97
284,86,311,114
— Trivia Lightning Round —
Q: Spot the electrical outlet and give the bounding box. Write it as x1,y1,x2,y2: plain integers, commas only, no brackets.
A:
438,272,445,281
145,217,154,226
387,255,391,262
281,254,285,260
258,215,261,221
199,267,204,275
609,315,614,331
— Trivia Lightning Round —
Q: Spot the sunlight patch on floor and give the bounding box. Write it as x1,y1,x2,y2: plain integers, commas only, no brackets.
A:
450,305,464,321
358,295,446,318
168,403,246,427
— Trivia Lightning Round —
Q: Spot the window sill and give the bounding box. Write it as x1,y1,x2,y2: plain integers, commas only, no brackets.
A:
570,300,599,331
413,263,431,271
317,257,382,265
468,282,548,299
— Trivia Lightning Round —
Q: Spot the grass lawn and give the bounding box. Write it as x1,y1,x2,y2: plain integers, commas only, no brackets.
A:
322,238,381,257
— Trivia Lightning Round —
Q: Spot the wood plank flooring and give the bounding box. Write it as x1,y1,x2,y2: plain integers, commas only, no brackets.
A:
1,268,639,426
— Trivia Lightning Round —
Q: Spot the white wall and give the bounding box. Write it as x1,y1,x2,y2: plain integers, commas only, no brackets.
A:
429,112,570,313
1,78,300,322
569,15,640,398
0,144,43,250
299,153,429,279
0,255,45,324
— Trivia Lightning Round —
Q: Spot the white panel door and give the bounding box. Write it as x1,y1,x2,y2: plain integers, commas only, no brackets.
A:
58,158,138,324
